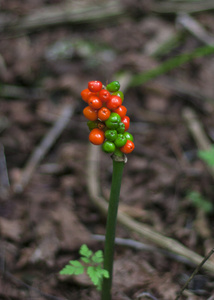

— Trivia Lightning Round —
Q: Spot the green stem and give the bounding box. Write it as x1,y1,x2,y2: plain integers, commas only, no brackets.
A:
101,154,126,300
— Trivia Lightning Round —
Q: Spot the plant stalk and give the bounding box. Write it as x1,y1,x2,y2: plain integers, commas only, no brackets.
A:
101,154,126,300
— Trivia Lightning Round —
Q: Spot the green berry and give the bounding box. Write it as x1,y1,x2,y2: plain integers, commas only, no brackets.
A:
117,122,125,134
114,134,127,148
102,141,116,153
106,81,120,92
87,120,98,131
123,132,134,142
105,129,118,142
105,112,121,129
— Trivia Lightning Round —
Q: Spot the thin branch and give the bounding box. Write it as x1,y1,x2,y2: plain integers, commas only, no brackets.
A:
177,13,214,46
3,1,126,33
13,104,74,193
152,0,214,14
92,234,196,266
136,292,159,300
175,248,214,300
182,107,211,151
0,143,10,198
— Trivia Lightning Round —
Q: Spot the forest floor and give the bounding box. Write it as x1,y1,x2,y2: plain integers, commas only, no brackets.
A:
1,1,214,299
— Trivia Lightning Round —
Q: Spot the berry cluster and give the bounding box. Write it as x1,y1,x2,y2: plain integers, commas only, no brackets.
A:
81,80,135,155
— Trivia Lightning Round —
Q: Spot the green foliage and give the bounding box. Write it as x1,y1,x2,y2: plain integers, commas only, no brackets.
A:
198,146,214,167
129,44,214,87
87,265,107,290
79,244,93,258
186,191,213,213
60,260,84,275
91,250,103,264
59,244,109,291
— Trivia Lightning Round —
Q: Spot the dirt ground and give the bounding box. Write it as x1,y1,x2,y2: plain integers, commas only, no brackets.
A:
1,1,214,299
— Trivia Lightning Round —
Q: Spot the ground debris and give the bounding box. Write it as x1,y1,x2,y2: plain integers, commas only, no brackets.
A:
1,0,214,299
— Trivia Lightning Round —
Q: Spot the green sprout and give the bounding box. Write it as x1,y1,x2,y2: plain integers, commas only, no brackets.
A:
186,191,213,214
198,146,214,167
60,244,109,291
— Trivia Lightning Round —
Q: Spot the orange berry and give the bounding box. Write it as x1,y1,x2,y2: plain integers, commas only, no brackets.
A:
113,105,127,118
81,88,96,103
89,128,105,145
88,95,103,110
120,140,135,154
83,106,98,121
98,107,111,121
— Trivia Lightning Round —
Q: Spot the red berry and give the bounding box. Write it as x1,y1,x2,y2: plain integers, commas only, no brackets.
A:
81,88,97,103
88,81,103,93
113,105,127,118
106,95,122,110
121,116,130,131
83,106,98,121
120,140,135,154
88,95,103,110
98,107,111,121
99,89,111,102
89,128,105,145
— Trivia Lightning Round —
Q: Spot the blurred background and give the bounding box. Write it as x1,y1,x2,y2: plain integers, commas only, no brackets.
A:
1,0,214,299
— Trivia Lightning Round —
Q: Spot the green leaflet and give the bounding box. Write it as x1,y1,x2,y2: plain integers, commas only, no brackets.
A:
187,191,213,214
92,250,104,264
79,244,93,258
59,260,84,275
198,146,214,167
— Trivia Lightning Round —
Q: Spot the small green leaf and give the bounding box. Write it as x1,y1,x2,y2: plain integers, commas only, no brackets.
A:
92,250,103,264
187,191,213,213
87,266,99,286
60,265,74,275
81,257,91,264
60,260,84,275
70,260,83,267
79,244,92,258
198,146,214,167
101,269,109,278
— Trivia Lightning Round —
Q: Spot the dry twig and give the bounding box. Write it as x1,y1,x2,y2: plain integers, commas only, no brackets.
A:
2,1,126,33
0,144,10,198
175,248,214,300
92,234,196,266
153,0,214,14
13,104,74,193
177,13,214,46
